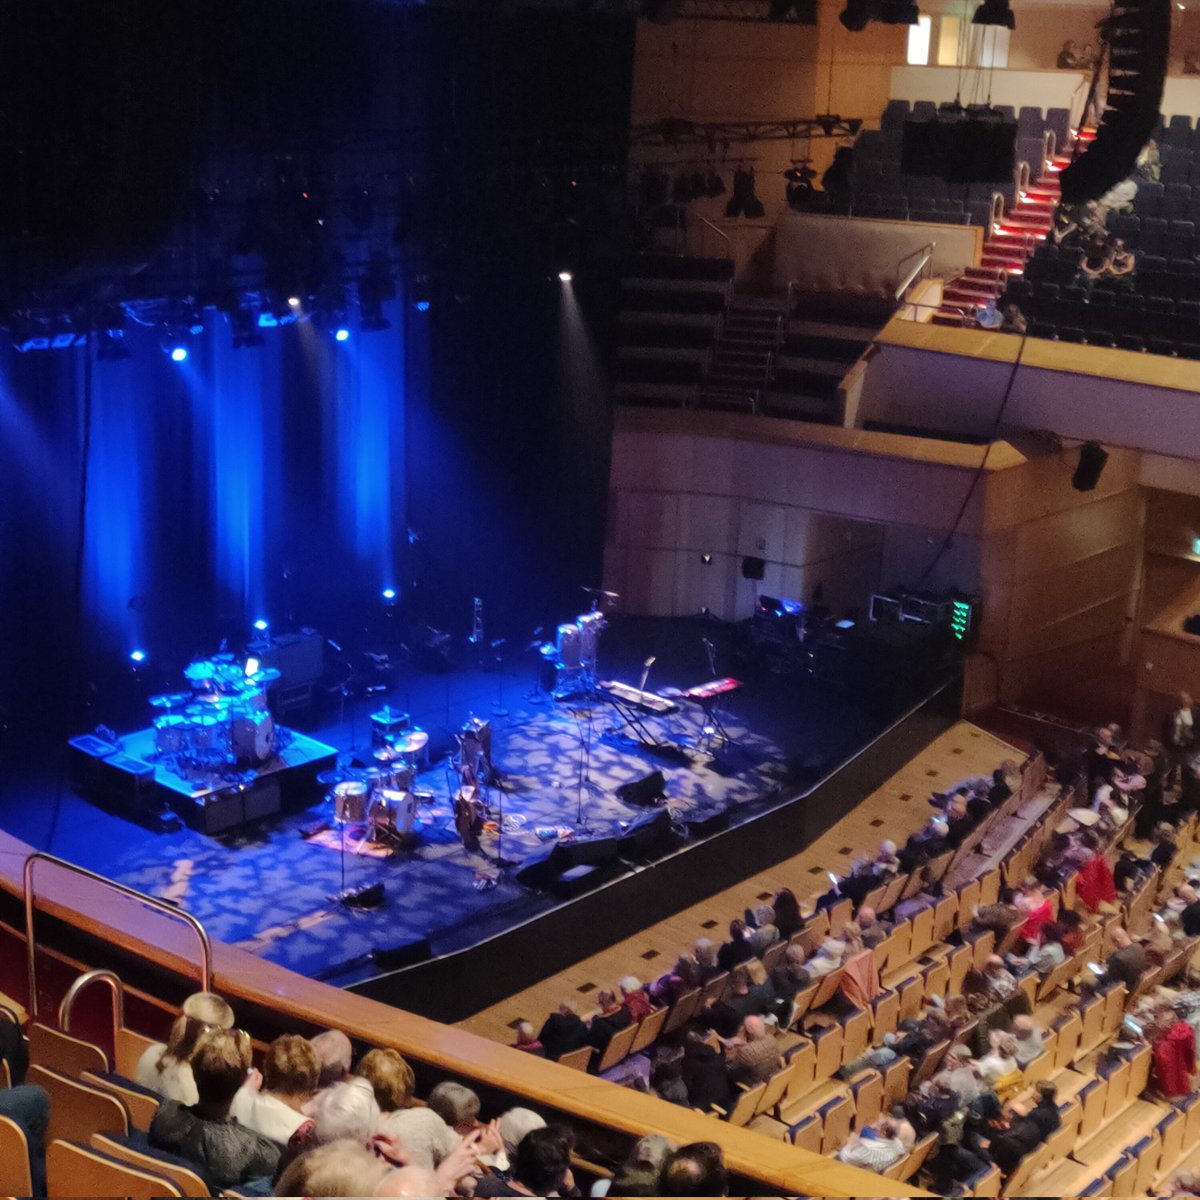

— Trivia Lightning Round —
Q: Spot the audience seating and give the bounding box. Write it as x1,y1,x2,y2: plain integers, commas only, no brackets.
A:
0,1113,33,1197
27,1064,129,1149
47,1139,186,1200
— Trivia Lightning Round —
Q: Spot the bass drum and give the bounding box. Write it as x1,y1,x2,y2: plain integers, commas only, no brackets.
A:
231,712,275,763
154,714,188,756
577,611,606,664
556,622,581,670
371,789,416,837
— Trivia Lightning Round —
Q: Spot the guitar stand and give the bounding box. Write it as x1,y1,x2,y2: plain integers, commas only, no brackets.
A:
694,698,737,756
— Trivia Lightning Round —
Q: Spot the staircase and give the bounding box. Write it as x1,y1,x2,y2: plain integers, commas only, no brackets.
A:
931,133,1090,326
700,293,785,411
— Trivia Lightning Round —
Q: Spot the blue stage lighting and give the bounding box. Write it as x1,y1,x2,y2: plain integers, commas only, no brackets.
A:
169,346,188,363
414,300,431,313
381,587,396,601
253,618,269,632
130,649,147,663
335,327,350,342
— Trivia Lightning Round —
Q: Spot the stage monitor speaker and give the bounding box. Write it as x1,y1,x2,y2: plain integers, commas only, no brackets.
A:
515,835,622,890
741,555,766,581
616,769,666,806
1072,441,1109,491
372,936,432,971
618,807,674,858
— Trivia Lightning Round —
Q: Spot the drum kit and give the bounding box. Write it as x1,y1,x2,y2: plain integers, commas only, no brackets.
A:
148,655,282,777
547,590,616,698
325,726,431,852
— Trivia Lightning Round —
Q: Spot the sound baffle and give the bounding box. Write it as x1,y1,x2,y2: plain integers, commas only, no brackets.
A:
901,107,1017,183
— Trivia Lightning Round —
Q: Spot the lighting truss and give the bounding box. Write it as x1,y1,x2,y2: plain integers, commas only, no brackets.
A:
629,116,863,148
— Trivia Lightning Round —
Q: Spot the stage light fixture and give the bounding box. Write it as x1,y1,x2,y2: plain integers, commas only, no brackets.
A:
413,300,430,313
169,346,188,363
253,618,269,632
335,327,350,342
130,649,147,663
972,0,1014,27
558,270,574,283
288,296,301,308
382,587,397,603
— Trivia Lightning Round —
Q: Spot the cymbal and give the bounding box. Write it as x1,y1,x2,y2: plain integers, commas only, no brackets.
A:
581,587,620,600
149,692,191,709
317,767,359,786
248,667,282,685
392,729,429,754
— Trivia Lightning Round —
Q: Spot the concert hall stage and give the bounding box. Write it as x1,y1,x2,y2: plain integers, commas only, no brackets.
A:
2,615,944,993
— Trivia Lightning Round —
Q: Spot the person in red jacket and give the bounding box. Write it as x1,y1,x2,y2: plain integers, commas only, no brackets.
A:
1152,1002,1197,1100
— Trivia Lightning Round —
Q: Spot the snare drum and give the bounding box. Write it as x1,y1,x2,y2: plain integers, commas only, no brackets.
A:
188,714,221,753
557,622,581,670
333,780,369,825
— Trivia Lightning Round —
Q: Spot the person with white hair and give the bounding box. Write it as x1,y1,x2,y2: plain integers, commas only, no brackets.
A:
806,938,845,979
309,1030,354,1090
310,1076,381,1145
836,1117,906,1170
619,976,652,1023
592,1133,675,1198
135,991,236,1105
726,1015,782,1087
274,1138,389,1197
374,1129,491,1197
933,1043,983,1103
1011,1015,1046,1068
498,1107,546,1159
693,938,720,983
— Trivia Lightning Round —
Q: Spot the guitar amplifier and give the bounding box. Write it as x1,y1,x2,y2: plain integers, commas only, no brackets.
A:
246,629,324,687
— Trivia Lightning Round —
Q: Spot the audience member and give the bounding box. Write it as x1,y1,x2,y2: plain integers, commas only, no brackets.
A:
309,1030,353,1091
587,991,633,1056
716,920,755,972
0,1081,49,1197
598,1133,674,1198
231,1033,318,1144
513,1021,544,1056
836,1117,906,1170
1151,1000,1197,1099
475,1124,576,1197
857,905,890,949
135,991,235,1106
1165,692,1195,789
1104,927,1148,992
1010,1016,1046,1067
619,977,653,1023
274,1138,388,1197
771,887,803,939
538,1002,590,1062
807,938,845,979
983,954,1018,1002
660,1141,728,1197
681,1030,734,1115
694,939,721,982
726,1016,781,1086
149,1028,280,1188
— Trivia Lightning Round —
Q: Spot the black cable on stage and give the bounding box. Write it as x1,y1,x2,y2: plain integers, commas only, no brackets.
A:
913,325,1030,590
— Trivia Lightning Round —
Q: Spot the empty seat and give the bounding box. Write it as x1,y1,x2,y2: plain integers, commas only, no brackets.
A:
1163,183,1192,219
911,100,937,122
1165,113,1194,146
881,99,911,131
1046,107,1071,147
1135,181,1164,218
1116,332,1147,351
855,130,884,159
1017,106,1044,138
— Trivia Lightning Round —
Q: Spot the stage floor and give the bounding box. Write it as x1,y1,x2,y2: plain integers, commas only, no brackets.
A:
1,616,887,982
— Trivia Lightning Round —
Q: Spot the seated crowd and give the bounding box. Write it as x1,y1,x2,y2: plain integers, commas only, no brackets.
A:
509,698,1200,1190
5,696,1199,1196
0,991,737,1198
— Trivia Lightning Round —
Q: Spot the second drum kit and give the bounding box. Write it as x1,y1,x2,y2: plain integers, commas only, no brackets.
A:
324,726,431,852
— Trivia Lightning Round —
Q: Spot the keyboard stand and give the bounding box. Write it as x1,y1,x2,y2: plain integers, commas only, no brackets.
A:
692,695,736,755
604,694,666,747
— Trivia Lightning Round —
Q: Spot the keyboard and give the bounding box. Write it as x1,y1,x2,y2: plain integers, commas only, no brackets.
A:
682,677,742,702
599,680,679,715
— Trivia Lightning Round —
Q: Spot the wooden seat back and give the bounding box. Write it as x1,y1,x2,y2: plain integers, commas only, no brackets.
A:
629,1005,668,1055
0,1114,32,1198
81,1069,160,1131
595,1020,639,1074
47,1139,182,1200
556,1044,594,1072
28,1021,109,1077
91,1132,211,1198
27,1064,128,1149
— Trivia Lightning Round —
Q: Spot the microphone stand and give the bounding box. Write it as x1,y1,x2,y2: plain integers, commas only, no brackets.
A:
491,638,509,717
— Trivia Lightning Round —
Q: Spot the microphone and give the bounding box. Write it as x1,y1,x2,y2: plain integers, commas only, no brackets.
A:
643,656,656,668
327,639,343,653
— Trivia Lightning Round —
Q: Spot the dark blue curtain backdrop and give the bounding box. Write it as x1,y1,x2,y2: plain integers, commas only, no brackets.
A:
0,303,416,727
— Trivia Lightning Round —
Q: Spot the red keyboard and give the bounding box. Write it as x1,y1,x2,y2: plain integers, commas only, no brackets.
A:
683,677,742,702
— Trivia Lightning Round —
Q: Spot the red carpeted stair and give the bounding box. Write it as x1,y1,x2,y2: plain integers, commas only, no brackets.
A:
931,134,1087,327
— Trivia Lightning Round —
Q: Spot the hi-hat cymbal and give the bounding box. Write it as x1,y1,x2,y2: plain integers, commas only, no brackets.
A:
149,692,191,709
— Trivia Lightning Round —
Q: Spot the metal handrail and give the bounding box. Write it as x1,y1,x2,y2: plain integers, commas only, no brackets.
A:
60,968,124,1033
24,851,213,1020
696,215,731,246
894,241,936,303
